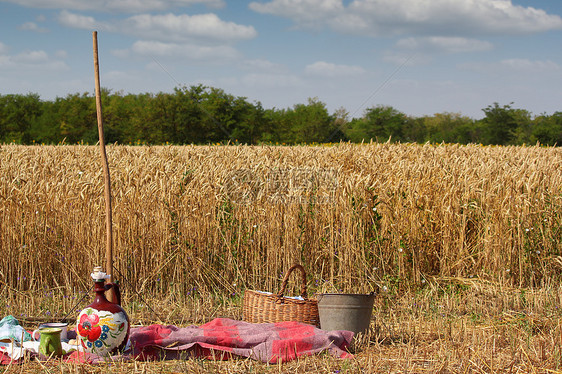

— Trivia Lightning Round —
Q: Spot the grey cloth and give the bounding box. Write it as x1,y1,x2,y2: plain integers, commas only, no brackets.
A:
0,316,32,342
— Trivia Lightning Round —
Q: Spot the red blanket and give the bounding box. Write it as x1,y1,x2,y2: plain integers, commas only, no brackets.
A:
64,318,353,364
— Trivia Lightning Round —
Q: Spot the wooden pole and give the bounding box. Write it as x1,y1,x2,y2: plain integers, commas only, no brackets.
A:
92,31,114,300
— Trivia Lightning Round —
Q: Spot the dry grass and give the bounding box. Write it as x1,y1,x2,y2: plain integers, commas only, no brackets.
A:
7,284,562,373
1,143,562,372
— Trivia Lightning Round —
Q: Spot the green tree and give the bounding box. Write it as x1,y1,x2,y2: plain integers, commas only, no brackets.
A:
402,116,427,143
263,98,337,144
102,90,137,144
228,99,268,144
0,93,42,144
166,85,266,144
171,86,206,144
54,93,97,143
289,98,335,143
531,112,562,146
198,86,241,143
424,112,478,144
262,108,285,143
346,105,407,142
327,106,350,142
480,102,531,145
126,93,156,144
144,92,178,144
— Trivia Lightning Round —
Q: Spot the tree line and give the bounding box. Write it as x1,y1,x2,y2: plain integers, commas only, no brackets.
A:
1,85,561,146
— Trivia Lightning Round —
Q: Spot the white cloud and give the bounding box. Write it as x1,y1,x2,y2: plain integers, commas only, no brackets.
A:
1,0,225,13
382,51,428,66
57,11,256,64
240,72,303,88
396,37,494,53
12,50,49,64
249,0,562,37
18,21,49,33
53,9,257,70
249,0,344,29
459,58,560,73
305,61,365,77
104,70,136,82
0,48,68,70
122,13,257,43
55,50,68,59
500,58,560,71
111,49,130,59
58,10,102,30
129,40,241,61
240,59,287,73
57,11,256,46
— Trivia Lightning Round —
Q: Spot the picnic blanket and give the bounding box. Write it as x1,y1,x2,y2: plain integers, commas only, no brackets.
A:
128,318,354,363
3,318,354,364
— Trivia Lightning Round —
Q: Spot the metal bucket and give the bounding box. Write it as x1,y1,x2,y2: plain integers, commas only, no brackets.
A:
317,293,375,335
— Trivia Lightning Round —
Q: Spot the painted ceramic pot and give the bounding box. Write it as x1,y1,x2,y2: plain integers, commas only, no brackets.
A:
76,267,130,356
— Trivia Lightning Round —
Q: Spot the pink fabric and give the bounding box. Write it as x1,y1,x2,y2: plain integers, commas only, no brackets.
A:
4,318,354,364
130,318,354,363
0,352,16,365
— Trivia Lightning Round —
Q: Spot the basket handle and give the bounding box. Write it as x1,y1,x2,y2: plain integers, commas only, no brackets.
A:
276,264,308,300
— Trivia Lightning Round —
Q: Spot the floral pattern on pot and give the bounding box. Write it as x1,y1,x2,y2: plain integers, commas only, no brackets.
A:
76,307,128,356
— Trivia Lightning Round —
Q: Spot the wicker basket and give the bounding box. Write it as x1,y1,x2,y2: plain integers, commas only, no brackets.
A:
243,264,319,326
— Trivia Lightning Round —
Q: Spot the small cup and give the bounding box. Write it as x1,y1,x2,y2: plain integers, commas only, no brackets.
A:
38,327,63,357
33,322,68,342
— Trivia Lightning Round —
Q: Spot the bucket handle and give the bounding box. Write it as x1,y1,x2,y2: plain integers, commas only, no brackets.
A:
276,264,308,300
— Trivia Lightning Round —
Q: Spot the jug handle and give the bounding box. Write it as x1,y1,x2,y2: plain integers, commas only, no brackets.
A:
105,282,122,306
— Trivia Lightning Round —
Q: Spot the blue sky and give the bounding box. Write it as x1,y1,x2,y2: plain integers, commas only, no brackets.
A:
1,0,561,119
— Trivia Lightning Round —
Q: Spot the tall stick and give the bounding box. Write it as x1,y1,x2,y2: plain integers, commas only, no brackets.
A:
92,31,114,297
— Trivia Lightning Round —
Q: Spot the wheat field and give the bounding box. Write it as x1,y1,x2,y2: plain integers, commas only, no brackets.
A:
1,143,562,372
2,143,561,296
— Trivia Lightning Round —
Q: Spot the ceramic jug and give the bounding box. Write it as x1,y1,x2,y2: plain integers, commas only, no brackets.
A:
76,266,129,356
